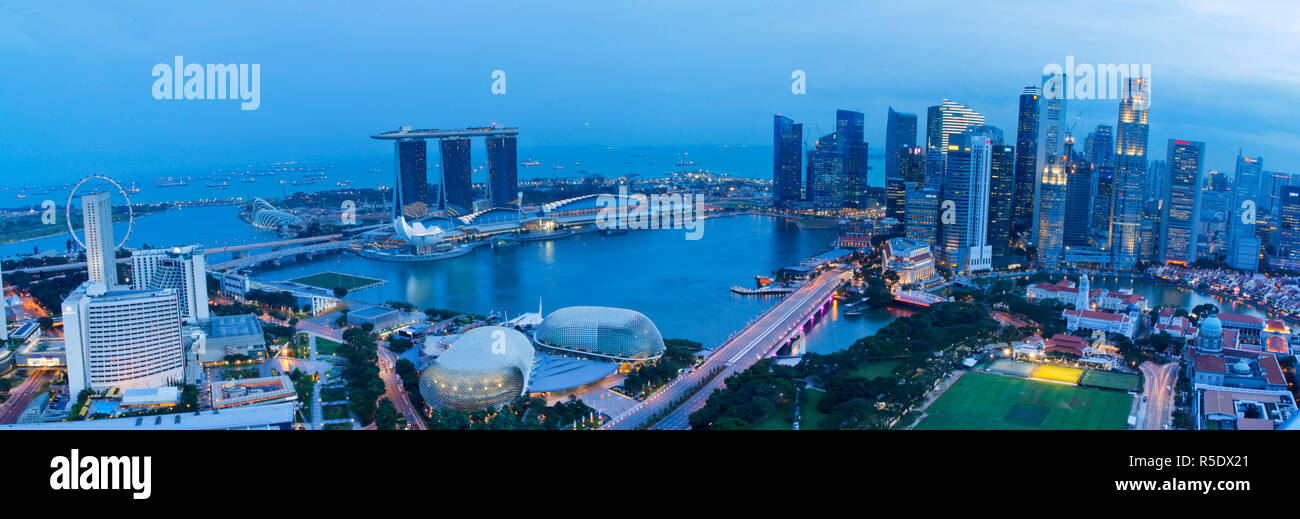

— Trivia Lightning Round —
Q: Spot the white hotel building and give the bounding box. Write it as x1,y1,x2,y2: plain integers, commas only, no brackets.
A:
62,282,185,396
130,246,210,323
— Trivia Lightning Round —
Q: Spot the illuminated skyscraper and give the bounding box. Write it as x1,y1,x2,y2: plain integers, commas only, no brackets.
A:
82,191,118,289
485,135,518,208
1091,164,1115,245
904,182,941,247
439,137,473,214
1032,71,1067,245
1085,125,1114,167
926,99,985,164
885,107,918,181
397,139,430,218
1064,141,1093,248
1013,86,1041,230
772,115,803,211
1276,186,1300,269
837,110,869,209
810,133,843,214
1228,152,1263,271
1111,78,1150,268
988,143,1016,267
1037,154,1068,270
940,133,992,274
891,145,926,225
1160,139,1205,265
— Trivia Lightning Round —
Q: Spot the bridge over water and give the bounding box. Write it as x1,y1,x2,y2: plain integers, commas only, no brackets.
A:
603,267,851,430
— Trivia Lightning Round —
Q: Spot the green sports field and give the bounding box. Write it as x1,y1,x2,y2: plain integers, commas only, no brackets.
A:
916,372,1132,430
288,271,385,292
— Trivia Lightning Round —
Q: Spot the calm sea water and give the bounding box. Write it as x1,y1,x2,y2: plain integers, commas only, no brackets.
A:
6,205,1262,353
253,215,841,349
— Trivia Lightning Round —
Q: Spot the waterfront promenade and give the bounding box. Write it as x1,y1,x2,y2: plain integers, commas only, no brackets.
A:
604,266,850,430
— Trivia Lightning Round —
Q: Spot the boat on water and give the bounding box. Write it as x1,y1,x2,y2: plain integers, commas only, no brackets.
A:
206,181,229,189
292,179,317,186
841,298,872,316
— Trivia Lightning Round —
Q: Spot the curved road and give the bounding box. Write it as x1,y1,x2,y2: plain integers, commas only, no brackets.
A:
1138,361,1177,430
605,267,849,430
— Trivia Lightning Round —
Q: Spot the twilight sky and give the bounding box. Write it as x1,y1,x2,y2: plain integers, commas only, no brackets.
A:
2,0,1298,185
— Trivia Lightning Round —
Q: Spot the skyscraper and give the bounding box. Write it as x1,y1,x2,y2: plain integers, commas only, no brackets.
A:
1032,71,1068,246
1111,78,1150,268
885,107,918,182
925,99,985,162
1085,125,1114,167
940,134,992,274
1091,164,1115,245
885,176,906,223
905,182,941,247
1160,139,1206,265
130,246,210,324
890,145,925,226
772,115,803,211
439,137,473,214
1036,153,1068,271
988,143,1016,267
397,139,430,218
485,135,518,208
82,191,117,289
1013,86,1041,230
837,110,869,209
899,145,926,185
1276,186,1300,270
1063,141,1093,248
1228,153,1264,271
810,133,843,214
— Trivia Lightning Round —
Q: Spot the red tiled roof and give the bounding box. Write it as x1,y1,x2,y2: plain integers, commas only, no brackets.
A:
1195,355,1227,373
1218,312,1264,326
1259,354,1286,386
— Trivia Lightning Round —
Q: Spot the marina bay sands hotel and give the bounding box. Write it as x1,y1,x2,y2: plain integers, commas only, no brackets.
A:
371,126,519,218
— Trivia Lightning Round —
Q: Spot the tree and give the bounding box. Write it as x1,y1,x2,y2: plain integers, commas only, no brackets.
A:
333,286,349,299
375,398,398,430
38,316,55,330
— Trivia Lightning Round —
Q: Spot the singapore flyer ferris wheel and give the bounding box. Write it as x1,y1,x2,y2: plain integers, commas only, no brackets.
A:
65,174,134,251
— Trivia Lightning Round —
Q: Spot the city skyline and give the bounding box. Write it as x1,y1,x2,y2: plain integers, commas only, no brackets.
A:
2,1,1300,189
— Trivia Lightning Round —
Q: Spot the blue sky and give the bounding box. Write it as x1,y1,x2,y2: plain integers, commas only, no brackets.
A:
1,0,1297,185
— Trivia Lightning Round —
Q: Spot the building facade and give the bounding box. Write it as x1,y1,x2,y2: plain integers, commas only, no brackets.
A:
62,283,185,396
1161,139,1206,265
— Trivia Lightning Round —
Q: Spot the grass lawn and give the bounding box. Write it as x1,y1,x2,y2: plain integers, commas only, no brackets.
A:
322,404,350,421
852,359,902,380
315,338,343,356
324,423,352,430
1079,370,1141,392
799,389,829,430
916,372,1132,430
289,271,384,292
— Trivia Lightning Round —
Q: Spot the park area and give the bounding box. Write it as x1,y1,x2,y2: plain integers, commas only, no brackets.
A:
1079,370,1141,392
915,372,1132,430
288,271,385,293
